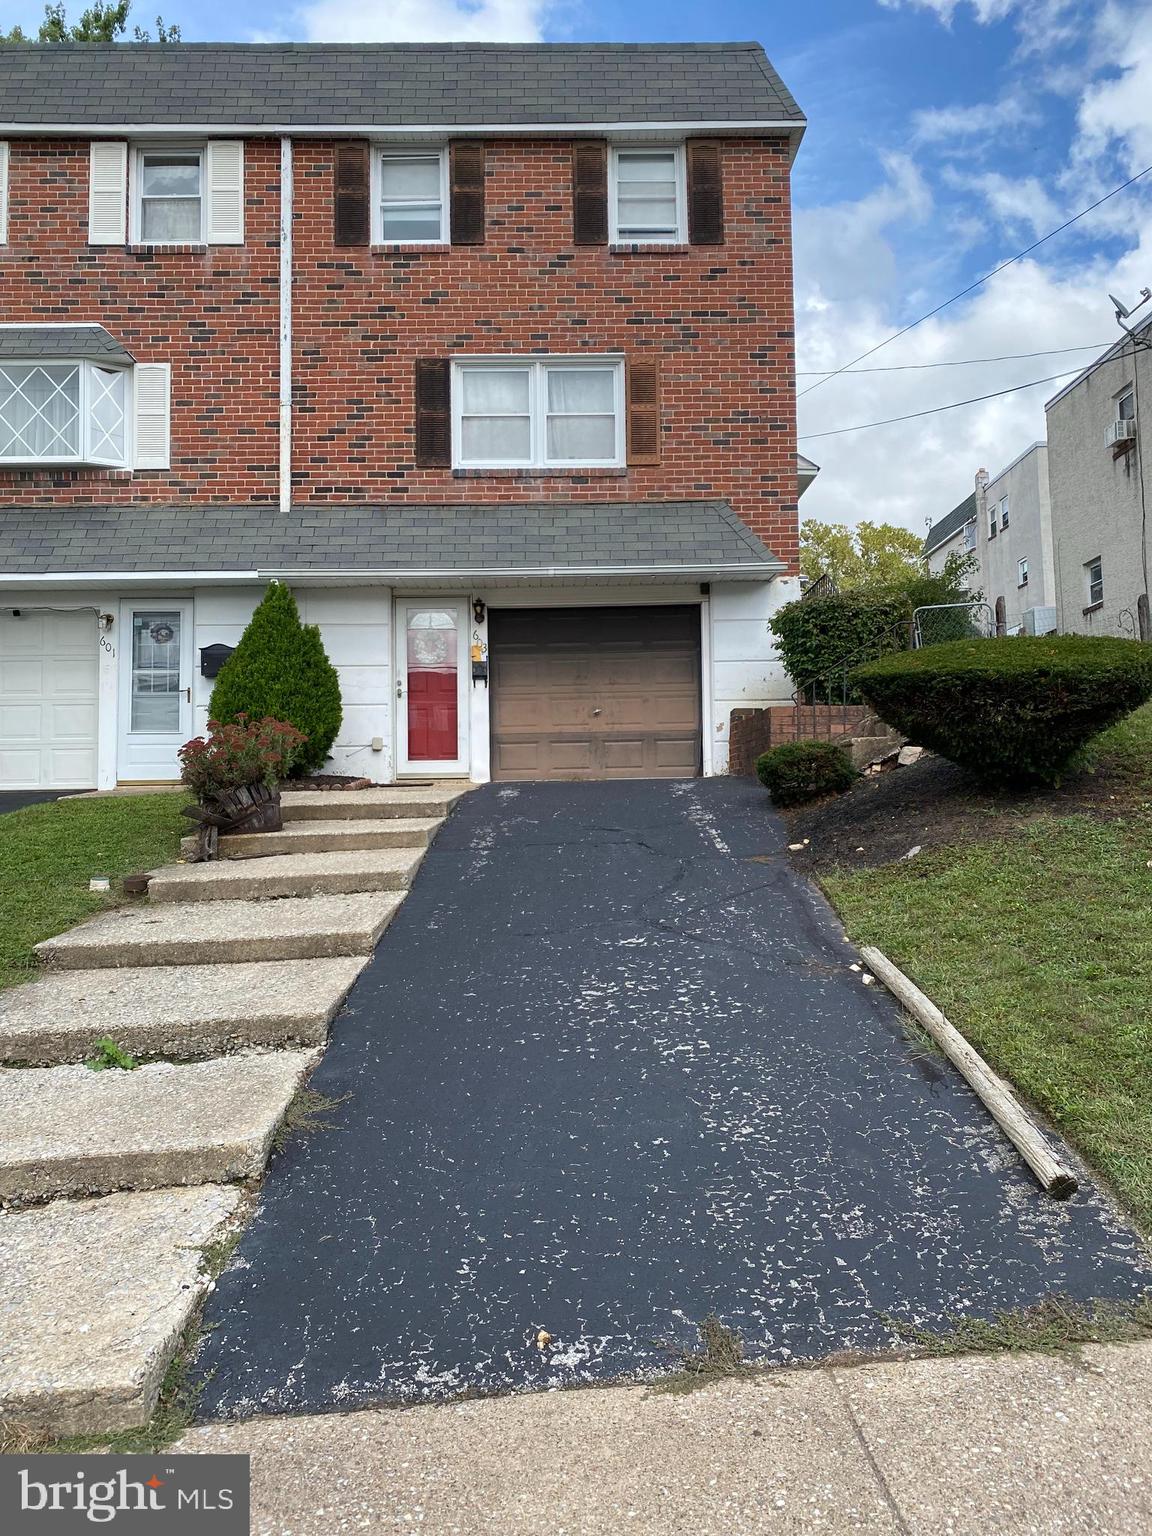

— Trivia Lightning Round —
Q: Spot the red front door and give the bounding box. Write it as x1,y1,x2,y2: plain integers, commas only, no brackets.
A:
404,607,460,764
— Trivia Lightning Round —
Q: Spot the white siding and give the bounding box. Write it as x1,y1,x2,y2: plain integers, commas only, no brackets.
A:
708,578,798,774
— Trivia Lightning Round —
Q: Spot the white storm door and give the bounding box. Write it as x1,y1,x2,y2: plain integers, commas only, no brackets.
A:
395,599,469,775
117,602,193,781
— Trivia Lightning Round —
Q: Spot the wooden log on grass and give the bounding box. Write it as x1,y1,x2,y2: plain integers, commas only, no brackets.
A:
860,945,1078,1200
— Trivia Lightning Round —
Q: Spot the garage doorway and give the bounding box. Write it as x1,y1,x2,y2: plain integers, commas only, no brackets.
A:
0,608,99,789
488,606,702,780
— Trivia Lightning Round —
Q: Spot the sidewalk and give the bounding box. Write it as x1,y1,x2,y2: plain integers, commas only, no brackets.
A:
178,1340,1152,1534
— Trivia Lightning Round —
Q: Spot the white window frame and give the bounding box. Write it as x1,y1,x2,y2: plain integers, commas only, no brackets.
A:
372,147,449,246
1017,556,1029,587
131,143,205,246
1117,387,1136,422
0,357,131,468
608,144,687,245
1000,495,1009,529
963,520,977,552
1086,556,1104,607
451,356,625,470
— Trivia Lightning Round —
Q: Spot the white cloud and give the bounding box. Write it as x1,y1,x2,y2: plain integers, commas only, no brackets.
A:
1075,2,1152,173
942,169,1061,237
794,202,1152,537
282,0,549,44
913,96,1037,144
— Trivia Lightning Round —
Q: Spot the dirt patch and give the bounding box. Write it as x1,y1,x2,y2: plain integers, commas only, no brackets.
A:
786,752,1142,874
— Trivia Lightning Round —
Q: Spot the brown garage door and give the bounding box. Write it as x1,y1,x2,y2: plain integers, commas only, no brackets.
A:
489,606,702,780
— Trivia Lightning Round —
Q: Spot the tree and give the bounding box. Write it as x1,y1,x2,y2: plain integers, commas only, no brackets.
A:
0,3,179,42
800,519,925,590
210,583,343,776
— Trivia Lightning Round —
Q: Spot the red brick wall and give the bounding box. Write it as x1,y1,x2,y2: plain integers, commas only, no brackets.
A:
1,135,799,568
0,137,282,505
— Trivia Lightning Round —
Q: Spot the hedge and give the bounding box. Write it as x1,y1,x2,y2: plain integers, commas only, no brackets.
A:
209,582,343,775
755,740,858,806
851,635,1152,788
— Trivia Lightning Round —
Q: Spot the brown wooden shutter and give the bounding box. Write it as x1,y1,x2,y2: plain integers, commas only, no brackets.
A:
334,141,370,247
414,359,451,468
686,140,724,246
626,359,661,466
450,141,486,246
572,141,608,245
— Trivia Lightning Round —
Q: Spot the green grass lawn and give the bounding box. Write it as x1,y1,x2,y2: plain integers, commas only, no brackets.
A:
824,705,1152,1227
0,793,189,991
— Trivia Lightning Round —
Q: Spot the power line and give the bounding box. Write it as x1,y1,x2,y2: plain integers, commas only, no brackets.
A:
796,342,1113,376
798,368,1081,441
797,162,1152,401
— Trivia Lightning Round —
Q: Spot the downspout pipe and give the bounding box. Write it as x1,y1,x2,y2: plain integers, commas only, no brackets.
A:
279,136,293,515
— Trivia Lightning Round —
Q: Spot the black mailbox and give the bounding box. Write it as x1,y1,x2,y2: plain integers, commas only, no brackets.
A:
199,643,235,679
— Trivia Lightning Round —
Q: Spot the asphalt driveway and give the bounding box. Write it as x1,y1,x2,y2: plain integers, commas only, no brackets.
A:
0,791,78,814
195,779,1151,1420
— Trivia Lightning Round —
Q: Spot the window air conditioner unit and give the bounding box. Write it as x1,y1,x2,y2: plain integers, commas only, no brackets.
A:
1106,417,1137,447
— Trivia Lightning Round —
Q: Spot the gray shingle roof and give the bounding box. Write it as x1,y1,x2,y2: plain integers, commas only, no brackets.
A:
0,42,803,129
924,492,976,556
0,500,781,576
0,326,135,366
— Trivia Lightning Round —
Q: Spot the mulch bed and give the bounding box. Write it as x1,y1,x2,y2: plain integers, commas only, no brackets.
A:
785,752,1140,875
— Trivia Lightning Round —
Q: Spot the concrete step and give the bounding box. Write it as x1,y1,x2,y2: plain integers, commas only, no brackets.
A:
35,892,402,971
281,786,467,822
0,1184,242,1434
0,957,368,1066
149,847,426,904
181,815,443,860
844,734,905,770
0,1050,318,1204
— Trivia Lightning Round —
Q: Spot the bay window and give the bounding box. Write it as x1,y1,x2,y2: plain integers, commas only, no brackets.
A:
0,360,128,466
452,358,623,468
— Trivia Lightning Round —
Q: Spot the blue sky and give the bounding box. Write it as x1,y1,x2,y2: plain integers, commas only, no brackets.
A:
3,0,1151,533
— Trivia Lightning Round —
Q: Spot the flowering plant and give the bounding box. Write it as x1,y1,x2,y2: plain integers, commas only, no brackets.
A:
178,715,308,798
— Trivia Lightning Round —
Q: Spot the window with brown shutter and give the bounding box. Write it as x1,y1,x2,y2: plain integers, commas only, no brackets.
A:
414,359,451,467
627,359,661,466
572,141,608,245
686,141,724,246
449,142,486,246
333,141,370,247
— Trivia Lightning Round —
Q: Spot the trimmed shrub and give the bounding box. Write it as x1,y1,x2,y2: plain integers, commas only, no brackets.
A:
756,740,859,806
209,583,343,774
770,554,982,699
852,635,1152,788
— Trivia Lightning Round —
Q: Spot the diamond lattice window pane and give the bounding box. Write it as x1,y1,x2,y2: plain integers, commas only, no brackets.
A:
0,364,81,459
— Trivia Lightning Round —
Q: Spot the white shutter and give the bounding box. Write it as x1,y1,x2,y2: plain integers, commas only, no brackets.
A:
133,363,171,469
88,140,128,244
0,143,8,244
205,140,244,244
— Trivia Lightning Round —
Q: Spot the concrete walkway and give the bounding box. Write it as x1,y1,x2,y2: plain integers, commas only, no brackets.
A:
193,779,1150,1419
179,1339,1152,1534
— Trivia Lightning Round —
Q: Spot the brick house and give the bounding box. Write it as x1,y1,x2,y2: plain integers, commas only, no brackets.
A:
0,41,809,789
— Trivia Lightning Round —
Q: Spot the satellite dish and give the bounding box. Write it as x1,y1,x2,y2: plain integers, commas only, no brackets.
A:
1110,293,1131,319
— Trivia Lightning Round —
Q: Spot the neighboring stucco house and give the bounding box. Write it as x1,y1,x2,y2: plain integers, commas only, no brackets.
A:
978,442,1055,635
923,492,977,582
1046,318,1152,640
0,41,806,790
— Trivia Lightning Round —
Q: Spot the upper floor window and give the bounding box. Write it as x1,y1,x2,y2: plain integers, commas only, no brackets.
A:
1118,387,1135,421
610,147,685,244
376,150,448,244
988,506,997,539
451,357,624,468
135,148,204,244
1086,556,1104,607
1017,556,1029,587
1000,495,1009,529
0,360,129,466
963,520,977,552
